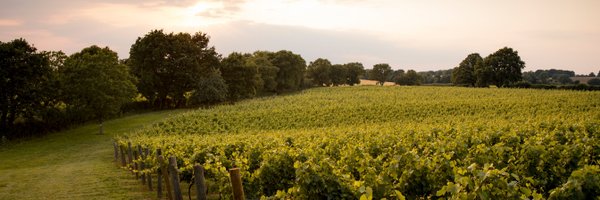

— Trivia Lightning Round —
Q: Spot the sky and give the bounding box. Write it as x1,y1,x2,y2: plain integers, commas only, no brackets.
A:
1,0,599,74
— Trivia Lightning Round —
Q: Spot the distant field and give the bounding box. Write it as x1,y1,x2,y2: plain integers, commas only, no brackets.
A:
570,76,597,84
359,79,396,86
117,86,600,199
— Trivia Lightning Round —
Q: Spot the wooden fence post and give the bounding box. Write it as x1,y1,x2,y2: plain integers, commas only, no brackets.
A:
134,150,139,179
157,149,163,199
127,142,133,171
158,155,173,200
138,145,146,184
145,148,152,191
113,141,119,162
229,168,245,200
169,156,183,200
119,145,126,167
194,164,207,200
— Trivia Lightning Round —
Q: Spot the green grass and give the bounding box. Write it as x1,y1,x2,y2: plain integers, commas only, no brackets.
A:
0,109,188,200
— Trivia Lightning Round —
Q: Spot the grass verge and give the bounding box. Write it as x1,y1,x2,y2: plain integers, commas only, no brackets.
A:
0,109,188,200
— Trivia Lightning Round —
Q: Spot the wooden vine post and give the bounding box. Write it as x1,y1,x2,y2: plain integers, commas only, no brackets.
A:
133,149,139,179
229,168,245,200
144,148,152,191
158,155,173,200
137,145,145,184
127,142,133,171
194,164,207,200
119,145,126,166
169,156,183,200
113,141,119,162
156,149,164,198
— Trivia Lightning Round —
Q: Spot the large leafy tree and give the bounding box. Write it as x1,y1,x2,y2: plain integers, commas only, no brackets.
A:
129,30,221,108
62,45,136,134
392,69,405,84
0,39,52,137
370,63,393,86
220,52,261,101
452,53,481,86
475,59,493,87
330,64,348,86
269,50,306,92
344,62,365,86
307,58,332,86
481,47,526,87
249,51,279,93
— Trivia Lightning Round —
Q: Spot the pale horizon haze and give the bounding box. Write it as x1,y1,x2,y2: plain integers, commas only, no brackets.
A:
1,0,599,74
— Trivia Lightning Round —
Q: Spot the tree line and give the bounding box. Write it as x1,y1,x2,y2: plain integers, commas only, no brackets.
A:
1,30,368,138
1,40,137,138
2,30,598,139
451,48,600,87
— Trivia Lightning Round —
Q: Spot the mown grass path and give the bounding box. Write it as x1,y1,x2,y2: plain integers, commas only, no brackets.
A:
0,110,188,199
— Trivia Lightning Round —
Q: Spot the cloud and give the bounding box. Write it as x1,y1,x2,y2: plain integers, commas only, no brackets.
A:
204,21,464,70
0,19,22,26
1,0,599,74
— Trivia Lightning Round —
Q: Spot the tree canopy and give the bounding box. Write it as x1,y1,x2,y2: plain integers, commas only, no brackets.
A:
330,64,348,86
344,62,365,86
370,64,393,86
482,47,525,87
307,58,333,86
455,47,525,87
0,39,52,136
61,45,137,133
269,50,306,92
249,51,279,93
129,30,221,108
394,69,423,85
452,53,481,86
220,52,261,101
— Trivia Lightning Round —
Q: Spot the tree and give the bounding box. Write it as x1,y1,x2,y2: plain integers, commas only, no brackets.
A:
189,73,228,105
0,39,52,137
392,69,405,84
330,64,348,86
269,50,306,92
590,72,596,77
480,47,525,87
344,62,365,86
474,59,493,87
452,53,481,86
249,51,278,93
419,69,453,84
522,71,537,84
220,52,261,101
62,45,137,134
129,30,221,108
557,74,573,84
395,69,422,85
307,58,332,86
370,64,393,86
588,78,600,86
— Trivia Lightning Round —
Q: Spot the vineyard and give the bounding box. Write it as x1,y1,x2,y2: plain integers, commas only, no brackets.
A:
115,86,600,199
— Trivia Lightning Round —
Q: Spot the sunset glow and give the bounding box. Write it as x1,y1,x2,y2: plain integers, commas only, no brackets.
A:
1,0,598,73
